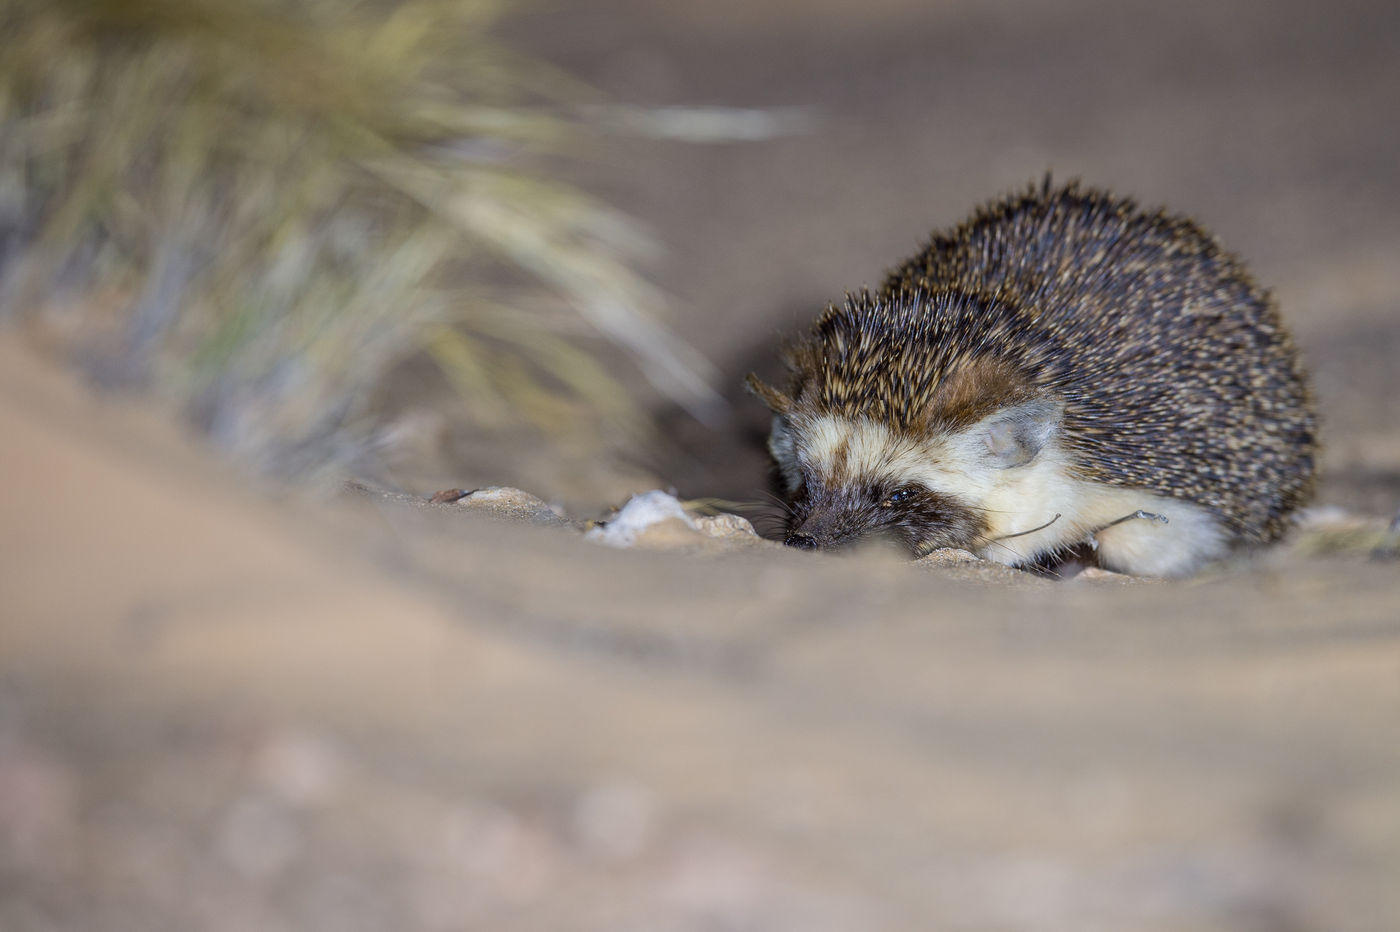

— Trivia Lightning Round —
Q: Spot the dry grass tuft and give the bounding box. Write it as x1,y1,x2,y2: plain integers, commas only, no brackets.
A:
0,0,724,482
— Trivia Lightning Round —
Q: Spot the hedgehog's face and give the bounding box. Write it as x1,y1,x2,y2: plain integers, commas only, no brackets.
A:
782,473,985,555
769,412,989,555
752,376,1063,557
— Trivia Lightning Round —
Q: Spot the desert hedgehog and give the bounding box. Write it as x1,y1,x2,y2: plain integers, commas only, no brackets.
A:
748,179,1317,576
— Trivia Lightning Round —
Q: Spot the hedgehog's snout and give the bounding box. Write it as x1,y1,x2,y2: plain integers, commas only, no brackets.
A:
784,518,848,552
784,496,870,552
784,504,841,551
783,513,902,554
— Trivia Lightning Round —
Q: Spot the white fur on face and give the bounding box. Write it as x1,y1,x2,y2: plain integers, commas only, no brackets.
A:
791,413,1229,577
795,415,931,487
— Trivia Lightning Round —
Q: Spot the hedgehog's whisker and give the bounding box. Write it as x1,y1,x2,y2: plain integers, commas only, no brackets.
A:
974,534,1027,563
972,513,1069,576
1093,509,1168,533
989,512,1063,542
752,490,798,519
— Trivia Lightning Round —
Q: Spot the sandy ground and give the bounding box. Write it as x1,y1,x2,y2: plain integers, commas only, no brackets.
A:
5,1,1400,930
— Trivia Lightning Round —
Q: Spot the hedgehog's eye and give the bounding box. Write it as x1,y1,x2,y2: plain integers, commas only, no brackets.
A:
881,487,916,508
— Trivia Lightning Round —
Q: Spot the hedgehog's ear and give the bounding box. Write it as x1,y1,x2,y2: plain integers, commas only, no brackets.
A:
976,399,1062,468
767,414,803,493
745,373,793,415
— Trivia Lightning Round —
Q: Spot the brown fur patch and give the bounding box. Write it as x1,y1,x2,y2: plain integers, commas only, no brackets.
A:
827,434,851,480
925,357,1034,431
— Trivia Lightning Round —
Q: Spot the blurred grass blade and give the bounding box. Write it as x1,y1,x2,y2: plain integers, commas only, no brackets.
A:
0,0,728,482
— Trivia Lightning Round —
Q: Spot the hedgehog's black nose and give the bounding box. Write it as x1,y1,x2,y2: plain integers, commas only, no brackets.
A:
784,533,819,550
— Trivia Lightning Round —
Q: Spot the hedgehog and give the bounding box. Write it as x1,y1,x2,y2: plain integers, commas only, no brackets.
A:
747,179,1317,576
